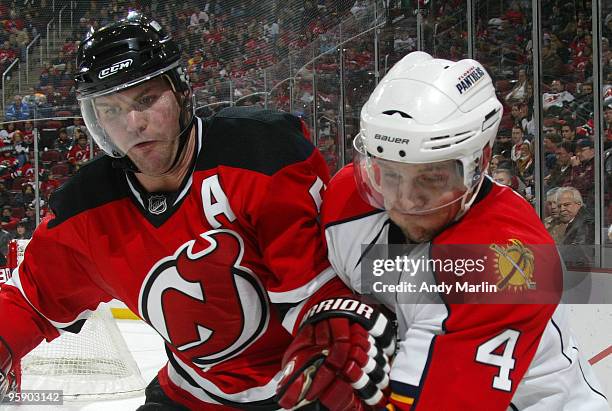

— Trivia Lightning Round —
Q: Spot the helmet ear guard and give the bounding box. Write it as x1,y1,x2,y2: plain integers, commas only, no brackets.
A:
354,51,503,215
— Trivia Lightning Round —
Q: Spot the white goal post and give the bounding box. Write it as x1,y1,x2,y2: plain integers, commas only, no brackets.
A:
6,239,146,401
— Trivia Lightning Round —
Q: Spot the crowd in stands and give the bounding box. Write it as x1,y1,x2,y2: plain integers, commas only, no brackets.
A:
1,0,612,267
0,0,366,261
397,0,612,259
483,0,612,265
0,114,96,264
0,1,51,79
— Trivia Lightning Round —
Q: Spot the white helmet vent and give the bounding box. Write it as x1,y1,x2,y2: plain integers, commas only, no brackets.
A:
383,110,411,118
425,131,477,150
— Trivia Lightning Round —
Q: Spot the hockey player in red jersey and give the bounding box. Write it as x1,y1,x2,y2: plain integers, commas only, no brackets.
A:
322,52,609,410
0,13,396,410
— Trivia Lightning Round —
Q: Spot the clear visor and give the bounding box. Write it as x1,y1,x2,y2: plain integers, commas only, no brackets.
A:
78,74,192,158
353,133,479,215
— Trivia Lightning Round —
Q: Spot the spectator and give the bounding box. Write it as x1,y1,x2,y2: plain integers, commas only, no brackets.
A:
605,13,612,39
541,44,563,82
4,95,31,121
67,131,91,171
560,121,577,142
20,203,36,233
11,222,30,240
0,149,20,184
543,187,566,243
516,141,534,187
13,183,34,208
0,123,16,144
492,168,513,187
543,79,575,115
0,205,18,231
572,81,593,124
0,183,10,209
505,69,529,104
488,154,505,176
66,117,88,138
510,125,526,162
518,101,535,137
0,226,10,266
11,131,28,166
543,132,561,173
604,102,612,150
569,138,595,210
546,141,575,188
53,128,73,154
557,186,594,246
0,40,16,69
189,8,209,29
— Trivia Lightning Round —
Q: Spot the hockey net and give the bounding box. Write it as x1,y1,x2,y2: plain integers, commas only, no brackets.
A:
4,239,146,401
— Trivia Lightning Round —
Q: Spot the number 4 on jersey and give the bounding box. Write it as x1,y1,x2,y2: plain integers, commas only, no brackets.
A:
475,329,520,392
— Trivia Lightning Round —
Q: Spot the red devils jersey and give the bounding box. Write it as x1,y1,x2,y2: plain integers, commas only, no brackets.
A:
323,164,608,411
0,108,345,410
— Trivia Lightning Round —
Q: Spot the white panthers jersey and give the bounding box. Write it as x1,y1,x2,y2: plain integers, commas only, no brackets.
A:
322,166,608,410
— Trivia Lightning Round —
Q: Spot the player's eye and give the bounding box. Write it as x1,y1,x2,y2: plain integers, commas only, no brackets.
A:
382,171,400,182
102,107,121,118
416,174,448,188
139,94,158,108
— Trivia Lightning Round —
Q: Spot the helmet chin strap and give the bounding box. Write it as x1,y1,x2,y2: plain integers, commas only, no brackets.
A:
453,173,486,222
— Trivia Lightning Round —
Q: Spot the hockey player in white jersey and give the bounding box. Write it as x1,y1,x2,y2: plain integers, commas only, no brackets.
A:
321,51,608,410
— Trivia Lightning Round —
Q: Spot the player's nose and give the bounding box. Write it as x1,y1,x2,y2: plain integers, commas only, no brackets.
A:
396,184,427,211
126,110,148,133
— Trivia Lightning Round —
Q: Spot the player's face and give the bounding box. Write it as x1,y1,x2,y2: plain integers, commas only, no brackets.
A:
375,159,466,242
94,77,181,176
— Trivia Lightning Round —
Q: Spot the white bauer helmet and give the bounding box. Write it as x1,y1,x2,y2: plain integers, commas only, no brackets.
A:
354,51,503,216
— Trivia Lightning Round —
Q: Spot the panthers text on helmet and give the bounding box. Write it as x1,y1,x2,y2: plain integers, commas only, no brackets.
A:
455,66,486,95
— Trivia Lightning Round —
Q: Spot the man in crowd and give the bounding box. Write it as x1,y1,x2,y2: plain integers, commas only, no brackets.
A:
543,79,575,115
4,95,31,122
543,187,566,242
558,186,595,246
322,51,607,410
560,121,577,142
545,140,575,188
604,101,612,150
570,138,595,210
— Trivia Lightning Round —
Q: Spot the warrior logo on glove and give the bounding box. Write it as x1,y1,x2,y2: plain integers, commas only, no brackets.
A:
276,298,396,410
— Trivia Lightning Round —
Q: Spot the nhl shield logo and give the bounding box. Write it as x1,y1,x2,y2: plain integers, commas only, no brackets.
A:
148,195,167,215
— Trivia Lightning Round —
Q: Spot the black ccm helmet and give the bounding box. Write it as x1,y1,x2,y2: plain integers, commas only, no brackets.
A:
75,12,194,168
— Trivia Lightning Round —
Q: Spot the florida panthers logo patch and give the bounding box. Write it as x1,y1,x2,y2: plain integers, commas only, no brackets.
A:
139,229,269,368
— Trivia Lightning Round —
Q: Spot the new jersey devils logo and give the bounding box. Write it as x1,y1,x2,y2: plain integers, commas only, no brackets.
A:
139,229,269,368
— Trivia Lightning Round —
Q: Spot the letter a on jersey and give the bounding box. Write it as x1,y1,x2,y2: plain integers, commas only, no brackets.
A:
139,230,269,368
201,175,236,229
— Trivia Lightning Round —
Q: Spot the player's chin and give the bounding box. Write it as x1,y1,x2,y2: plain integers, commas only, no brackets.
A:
391,210,456,243
129,153,175,176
